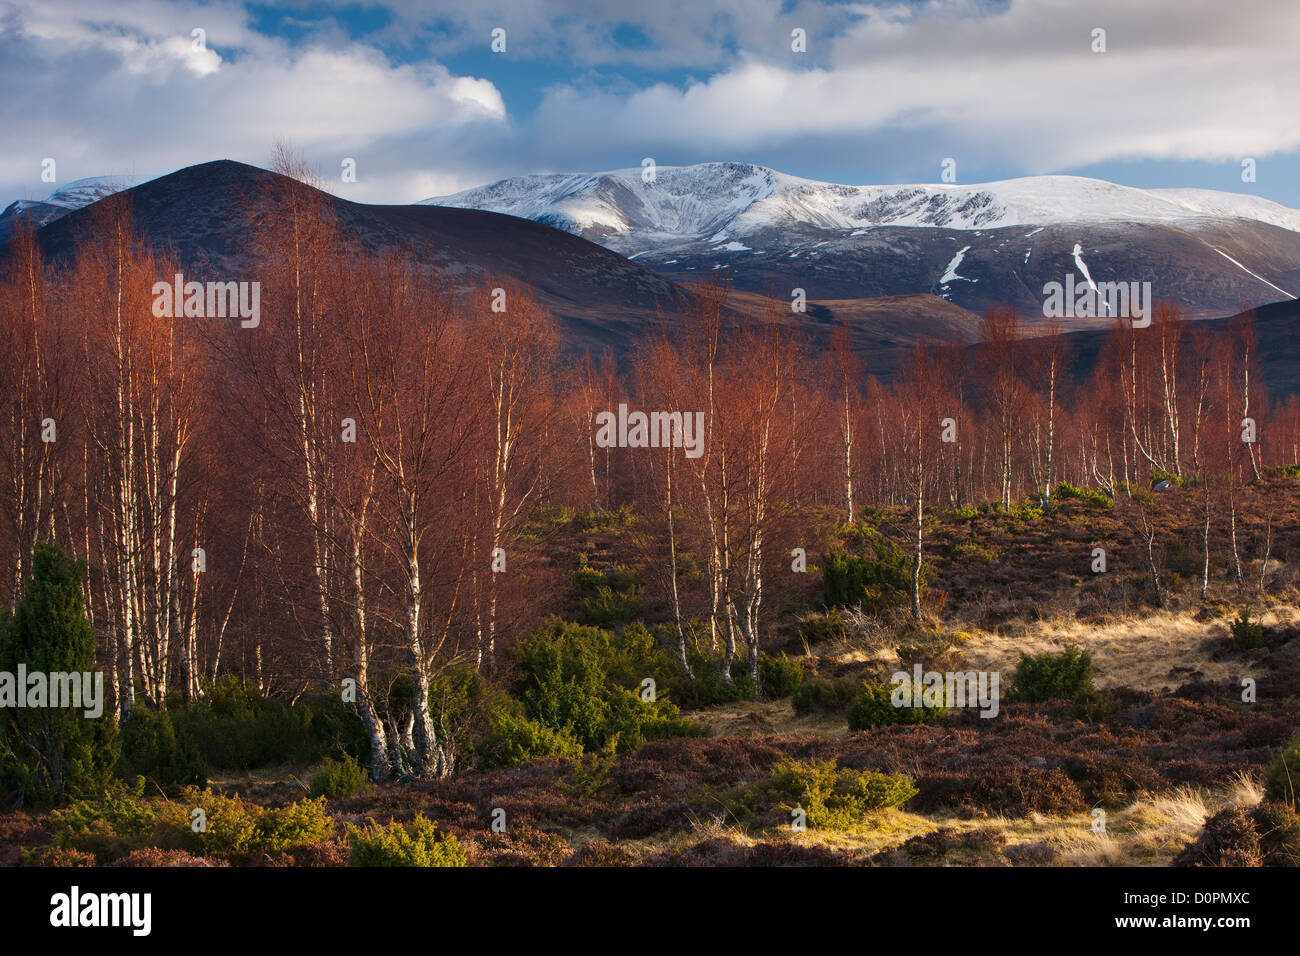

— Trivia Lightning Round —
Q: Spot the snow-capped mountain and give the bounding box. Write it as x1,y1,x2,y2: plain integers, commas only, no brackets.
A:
0,176,133,241
32,176,130,210
424,162,1300,320
5,161,1298,329
425,162,1300,248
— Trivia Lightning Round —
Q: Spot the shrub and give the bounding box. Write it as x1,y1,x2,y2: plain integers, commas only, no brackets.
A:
571,504,634,534
823,530,919,612
952,540,996,564
847,681,944,731
798,611,847,646
348,814,466,867
1053,482,1113,507
246,797,336,854
758,653,805,699
559,753,617,799
49,781,185,863
1230,611,1266,651
510,619,700,759
166,678,368,771
177,787,334,856
756,757,916,829
577,584,641,628
515,621,626,750
894,632,957,668
668,648,816,708
115,706,207,795
0,543,119,806
1008,647,1093,702
294,691,373,764
482,701,583,767
667,650,754,709
168,678,303,768
636,709,704,746
1263,733,1300,810
309,755,368,799
51,783,335,862
570,559,640,627
1008,501,1044,521
597,620,679,692
1150,469,1184,489
530,505,572,528
1070,687,1122,723
792,677,859,716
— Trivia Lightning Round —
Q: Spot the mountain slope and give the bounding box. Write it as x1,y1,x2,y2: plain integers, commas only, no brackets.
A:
27,161,683,351
10,159,1299,389
10,161,988,354
426,162,1300,321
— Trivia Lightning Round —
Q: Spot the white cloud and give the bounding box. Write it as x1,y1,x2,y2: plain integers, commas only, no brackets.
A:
527,0,1300,176
2,0,1299,207
0,0,508,203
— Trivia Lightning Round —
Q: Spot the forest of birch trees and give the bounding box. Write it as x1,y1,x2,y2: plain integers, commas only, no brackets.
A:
2,157,1296,779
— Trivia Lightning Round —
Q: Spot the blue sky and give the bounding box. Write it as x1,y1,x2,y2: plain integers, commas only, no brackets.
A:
3,0,1299,208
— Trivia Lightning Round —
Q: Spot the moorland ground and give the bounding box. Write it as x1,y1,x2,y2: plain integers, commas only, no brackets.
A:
5,477,1300,867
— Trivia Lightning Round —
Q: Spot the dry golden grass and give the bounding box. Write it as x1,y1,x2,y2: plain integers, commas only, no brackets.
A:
933,605,1300,694
686,697,853,739
616,602,1286,865
691,601,1287,758
785,808,937,854
716,772,1266,867
1003,777,1256,866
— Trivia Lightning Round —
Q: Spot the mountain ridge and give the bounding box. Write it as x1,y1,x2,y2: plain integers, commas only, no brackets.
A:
421,161,1300,320
5,159,1299,371
424,162,1300,243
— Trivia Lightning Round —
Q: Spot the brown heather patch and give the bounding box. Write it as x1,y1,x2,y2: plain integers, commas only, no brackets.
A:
644,835,861,867
108,848,232,867
0,811,52,866
251,842,350,867
870,826,1010,866
465,826,573,867
564,838,637,866
21,845,97,866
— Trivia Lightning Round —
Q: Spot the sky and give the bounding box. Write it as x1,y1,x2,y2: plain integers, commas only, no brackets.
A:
3,0,1300,209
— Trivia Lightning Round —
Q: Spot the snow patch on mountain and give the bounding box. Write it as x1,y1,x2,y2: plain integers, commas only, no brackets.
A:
1214,249,1296,299
1071,243,1111,315
940,245,972,284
